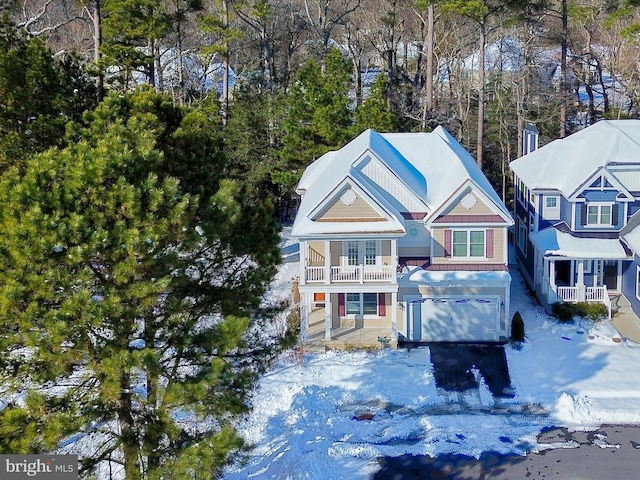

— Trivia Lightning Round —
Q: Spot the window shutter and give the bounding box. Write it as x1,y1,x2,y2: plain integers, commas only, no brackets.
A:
612,204,618,225
580,204,587,225
444,229,452,257
486,229,494,258
378,293,386,316
338,293,345,316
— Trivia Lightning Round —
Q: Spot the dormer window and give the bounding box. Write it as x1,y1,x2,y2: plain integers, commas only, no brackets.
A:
543,195,560,220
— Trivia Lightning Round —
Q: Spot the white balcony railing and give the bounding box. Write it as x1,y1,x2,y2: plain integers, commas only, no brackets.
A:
304,265,394,284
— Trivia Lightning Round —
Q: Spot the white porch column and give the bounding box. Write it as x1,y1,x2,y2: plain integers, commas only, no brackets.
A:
549,260,556,289
391,291,398,342
324,240,331,285
324,297,332,341
300,292,309,339
300,240,307,286
504,279,511,337
391,239,398,282
576,260,586,301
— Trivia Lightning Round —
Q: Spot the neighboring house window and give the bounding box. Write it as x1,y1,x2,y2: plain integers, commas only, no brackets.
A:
517,179,529,206
586,203,612,226
452,230,485,258
529,212,535,233
342,293,382,316
636,266,640,301
543,196,560,220
517,217,527,254
582,260,592,274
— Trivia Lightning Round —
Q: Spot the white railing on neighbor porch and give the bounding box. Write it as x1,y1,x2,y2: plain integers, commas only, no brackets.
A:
555,286,608,303
554,285,612,318
304,265,394,283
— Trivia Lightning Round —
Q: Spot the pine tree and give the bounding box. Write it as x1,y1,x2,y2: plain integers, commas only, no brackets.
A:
276,47,353,192
0,88,285,479
353,73,401,134
0,16,97,170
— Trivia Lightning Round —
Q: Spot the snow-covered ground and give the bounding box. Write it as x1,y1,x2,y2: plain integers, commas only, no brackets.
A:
223,227,640,479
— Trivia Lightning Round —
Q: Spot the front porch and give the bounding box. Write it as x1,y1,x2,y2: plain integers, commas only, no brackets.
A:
537,256,623,318
302,307,394,350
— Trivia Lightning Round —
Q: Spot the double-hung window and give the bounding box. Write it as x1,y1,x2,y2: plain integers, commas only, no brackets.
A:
452,230,485,258
586,203,612,226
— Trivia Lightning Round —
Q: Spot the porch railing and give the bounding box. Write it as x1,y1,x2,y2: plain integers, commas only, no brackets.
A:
555,286,608,303
554,285,612,318
304,265,394,284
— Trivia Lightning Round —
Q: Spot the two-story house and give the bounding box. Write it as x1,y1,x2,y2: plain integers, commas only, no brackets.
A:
292,127,514,347
509,120,640,318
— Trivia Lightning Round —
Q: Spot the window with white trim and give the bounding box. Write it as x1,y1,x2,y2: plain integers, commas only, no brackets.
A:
636,266,640,301
364,240,376,265
346,293,379,316
517,178,529,206
543,195,560,220
343,240,381,266
346,241,358,266
452,230,485,258
586,203,612,226
517,217,527,253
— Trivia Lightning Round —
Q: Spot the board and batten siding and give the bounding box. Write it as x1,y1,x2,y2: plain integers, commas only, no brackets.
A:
431,227,506,264
359,155,427,213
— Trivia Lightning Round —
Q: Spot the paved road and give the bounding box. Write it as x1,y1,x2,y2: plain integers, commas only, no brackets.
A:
374,425,640,479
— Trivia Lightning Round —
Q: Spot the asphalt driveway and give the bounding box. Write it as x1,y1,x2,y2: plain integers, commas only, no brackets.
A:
426,343,514,398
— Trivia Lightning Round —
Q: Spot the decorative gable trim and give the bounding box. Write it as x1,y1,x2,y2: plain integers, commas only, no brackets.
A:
433,214,506,224
308,175,399,225
569,167,634,202
426,179,513,227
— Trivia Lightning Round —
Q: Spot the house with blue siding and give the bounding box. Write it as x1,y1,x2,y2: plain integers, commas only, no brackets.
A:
509,120,640,319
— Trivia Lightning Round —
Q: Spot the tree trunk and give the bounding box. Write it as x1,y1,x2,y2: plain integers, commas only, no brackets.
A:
560,0,568,137
476,21,486,170
92,0,104,101
421,3,434,129
120,371,141,480
221,0,230,125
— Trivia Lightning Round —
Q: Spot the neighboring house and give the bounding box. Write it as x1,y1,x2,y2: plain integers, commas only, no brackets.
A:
292,128,514,347
509,119,640,318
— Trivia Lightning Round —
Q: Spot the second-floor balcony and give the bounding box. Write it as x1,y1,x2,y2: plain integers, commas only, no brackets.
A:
304,265,395,284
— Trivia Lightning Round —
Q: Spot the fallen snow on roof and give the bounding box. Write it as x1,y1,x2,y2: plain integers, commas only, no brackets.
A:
531,227,628,259
293,127,510,238
510,120,640,197
403,266,511,284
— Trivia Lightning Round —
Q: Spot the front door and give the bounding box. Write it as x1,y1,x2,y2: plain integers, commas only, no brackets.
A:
555,260,571,286
603,260,618,291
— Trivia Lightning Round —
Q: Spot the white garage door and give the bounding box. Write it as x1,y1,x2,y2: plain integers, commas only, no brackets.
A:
409,296,500,342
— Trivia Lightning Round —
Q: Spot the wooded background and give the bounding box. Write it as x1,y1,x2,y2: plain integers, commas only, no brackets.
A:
3,0,640,211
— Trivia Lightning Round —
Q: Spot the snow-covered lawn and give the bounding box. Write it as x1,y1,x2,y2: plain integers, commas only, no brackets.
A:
223,228,640,479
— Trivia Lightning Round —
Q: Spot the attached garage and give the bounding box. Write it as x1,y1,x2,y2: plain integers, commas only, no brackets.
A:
400,269,512,343
408,296,500,342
